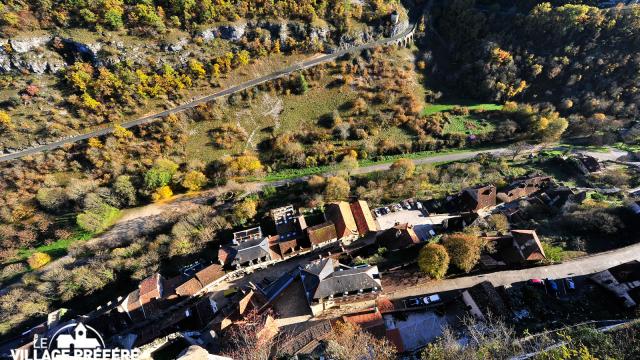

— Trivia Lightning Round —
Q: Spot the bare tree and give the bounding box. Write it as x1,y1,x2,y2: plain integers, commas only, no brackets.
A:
508,141,533,161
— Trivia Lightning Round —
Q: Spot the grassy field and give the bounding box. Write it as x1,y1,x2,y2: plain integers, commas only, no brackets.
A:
14,230,95,263
442,115,496,135
185,47,421,162
185,81,361,162
422,102,503,115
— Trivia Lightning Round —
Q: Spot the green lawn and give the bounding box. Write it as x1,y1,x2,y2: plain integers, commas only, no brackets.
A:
422,102,503,115
442,115,495,135
15,230,95,262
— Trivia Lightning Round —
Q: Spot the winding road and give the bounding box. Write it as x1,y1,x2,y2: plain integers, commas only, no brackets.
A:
0,23,416,163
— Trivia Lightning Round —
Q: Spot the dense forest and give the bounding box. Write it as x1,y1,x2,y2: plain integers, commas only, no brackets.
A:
427,0,640,145
0,0,394,35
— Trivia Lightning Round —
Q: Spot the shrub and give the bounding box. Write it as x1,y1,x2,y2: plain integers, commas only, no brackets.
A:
418,243,450,279
36,187,68,213
442,233,483,273
182,171,207,192
152,186,173,202
324,176,350,201
27,252,52,269
233,198,257,225
77,203,120,233
390,158,416,180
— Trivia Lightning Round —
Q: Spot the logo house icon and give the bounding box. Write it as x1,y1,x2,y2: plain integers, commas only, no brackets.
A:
53,323,103,350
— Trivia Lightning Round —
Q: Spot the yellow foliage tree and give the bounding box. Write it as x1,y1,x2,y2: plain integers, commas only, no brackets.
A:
0,110,14,130
226,154,263,176
236,50,250,66
28,252,52,269
152,185,173,202
113,124,133,140
88,137,103,148
212,63,221,79
188,59,206,79
81,93,101,111
182,170,207,192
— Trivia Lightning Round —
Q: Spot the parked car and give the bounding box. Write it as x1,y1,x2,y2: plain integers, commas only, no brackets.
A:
404,298,422,307
402,201,411,210
392,204,402,212
383,207,391,214
424,294,441,304
416,202,424,210
565,277,576,291
529,278,545,286
546,278,559,297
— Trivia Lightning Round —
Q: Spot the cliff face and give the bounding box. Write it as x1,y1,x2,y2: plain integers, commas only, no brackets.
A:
0,18,396,75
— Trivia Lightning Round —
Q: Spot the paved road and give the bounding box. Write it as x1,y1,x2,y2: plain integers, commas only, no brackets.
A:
0,25,416,163
387,240,640,299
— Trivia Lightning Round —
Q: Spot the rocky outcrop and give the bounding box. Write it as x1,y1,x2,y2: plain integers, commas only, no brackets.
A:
218,23,246,41
0,15,398,75
9,35,52,53
162,37,189,52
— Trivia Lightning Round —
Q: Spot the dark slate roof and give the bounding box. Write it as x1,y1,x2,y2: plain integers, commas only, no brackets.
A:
259,268,300,302
234,239,271,264
221,237,271,266
312,266,380,300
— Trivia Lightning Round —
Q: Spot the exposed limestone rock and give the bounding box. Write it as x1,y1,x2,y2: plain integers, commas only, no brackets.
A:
200,28,216,42
163,37,189,52
9,35,52,53
218,23,246,41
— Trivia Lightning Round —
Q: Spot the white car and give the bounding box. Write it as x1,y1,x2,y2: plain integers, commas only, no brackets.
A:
423,294,441,304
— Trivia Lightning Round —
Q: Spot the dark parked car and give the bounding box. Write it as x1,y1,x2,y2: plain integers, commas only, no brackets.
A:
546,278,559,297
565,277,576,291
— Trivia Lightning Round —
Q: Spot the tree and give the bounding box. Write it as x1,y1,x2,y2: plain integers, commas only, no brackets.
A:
77,202,121,233
339,150,359,174
152,186,173,202
0,110,14,131
144,158,179,189
324,176,350,201
325,321,397,360
233,198,257,225
113,175,137,207
507,141,532,160
226,154,263,177
297,73,309,94
212,63,221,78
418,243,450,279
442,233,483,273
236,50,250,66
390,158,416,180
182,170,207,191
487,214,509,233
36,188,69,213
27,252,52,269
88,137,103,148
220,310,289,359
188,59,206,78
113,124,133,140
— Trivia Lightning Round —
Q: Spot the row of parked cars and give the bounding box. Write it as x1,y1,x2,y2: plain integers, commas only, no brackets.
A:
529,277,576,297
373,200,425,217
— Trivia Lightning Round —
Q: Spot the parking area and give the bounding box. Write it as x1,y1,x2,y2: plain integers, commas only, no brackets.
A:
373,200,457,240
